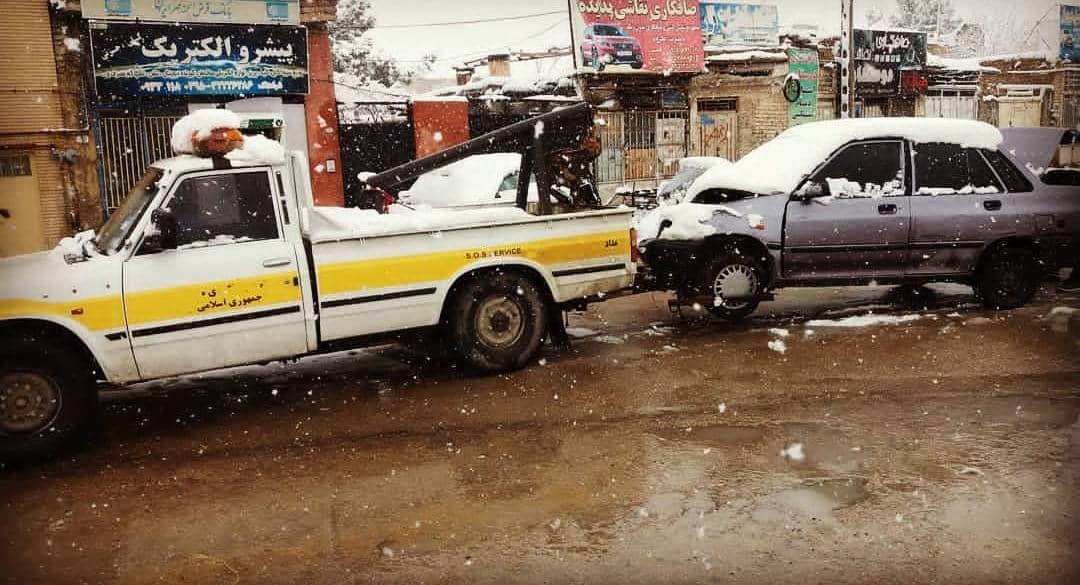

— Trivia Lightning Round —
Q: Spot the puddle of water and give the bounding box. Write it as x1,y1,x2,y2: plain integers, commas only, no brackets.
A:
653,424,766,445
797,477,870,509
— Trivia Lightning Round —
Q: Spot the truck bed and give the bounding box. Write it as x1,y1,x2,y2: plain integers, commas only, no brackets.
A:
305,205,635,342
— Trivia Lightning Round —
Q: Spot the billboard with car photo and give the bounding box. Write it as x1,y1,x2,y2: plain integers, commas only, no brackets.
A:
571,1,705,74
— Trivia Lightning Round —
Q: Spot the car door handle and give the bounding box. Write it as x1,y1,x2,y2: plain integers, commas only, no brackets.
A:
262,257,292,268
878,204,899,215
984,200,1002,211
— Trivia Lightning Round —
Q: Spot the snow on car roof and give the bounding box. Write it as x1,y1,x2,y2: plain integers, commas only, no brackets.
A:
687,117,1003,198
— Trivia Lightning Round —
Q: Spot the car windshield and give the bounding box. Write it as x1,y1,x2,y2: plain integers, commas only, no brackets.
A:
593,25,625,36
96,167,163,254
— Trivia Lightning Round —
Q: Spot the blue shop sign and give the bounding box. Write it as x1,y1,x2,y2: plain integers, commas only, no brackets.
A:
90,21,308,97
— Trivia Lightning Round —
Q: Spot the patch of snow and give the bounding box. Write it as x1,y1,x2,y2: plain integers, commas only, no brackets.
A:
768,328,790,337
170,109,242,154
62,37,81,52
717,402,726,414
398,153,538,208
746,213,765,229
636,202,716,242
177,234,254,250
594,335,627,345
780,442,805,462
308,204,531,241
767,339,787,354
226,134,286,166
52,229,97,262
566,327,598,338
1049,306,1078,316
806,314,922,327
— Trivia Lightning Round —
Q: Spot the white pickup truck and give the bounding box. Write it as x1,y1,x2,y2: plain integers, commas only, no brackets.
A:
0,126,635,462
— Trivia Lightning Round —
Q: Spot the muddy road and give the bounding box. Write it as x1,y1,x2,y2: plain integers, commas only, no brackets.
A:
2,284,1079,584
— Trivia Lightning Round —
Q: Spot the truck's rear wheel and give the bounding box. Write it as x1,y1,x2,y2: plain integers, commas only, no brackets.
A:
0,338,97,464
702,252,763,321
445,271,548,374
976,246,1040,309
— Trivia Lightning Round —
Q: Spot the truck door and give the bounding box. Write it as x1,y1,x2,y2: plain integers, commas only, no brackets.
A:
122,168,308,379
783,140,911,281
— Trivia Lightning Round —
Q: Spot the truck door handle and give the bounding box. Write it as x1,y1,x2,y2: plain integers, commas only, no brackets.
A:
984,200,1002,211
878,204,898,215
262,257,292,268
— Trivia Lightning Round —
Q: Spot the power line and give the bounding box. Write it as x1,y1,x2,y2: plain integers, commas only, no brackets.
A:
364,10,565,30
393,19,567,64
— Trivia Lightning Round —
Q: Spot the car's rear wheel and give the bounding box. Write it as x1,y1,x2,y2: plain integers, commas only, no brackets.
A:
975,245,1041,309
0,337,97,464
444,270,548,374
701,252,763,321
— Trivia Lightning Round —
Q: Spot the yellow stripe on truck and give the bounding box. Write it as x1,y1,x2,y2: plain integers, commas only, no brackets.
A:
317,229,630,296
124,271,301,325
0,295,125,332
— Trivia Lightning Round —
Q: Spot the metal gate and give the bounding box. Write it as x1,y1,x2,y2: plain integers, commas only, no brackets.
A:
98,115,181,211
926,92,978,119
594,110,689,188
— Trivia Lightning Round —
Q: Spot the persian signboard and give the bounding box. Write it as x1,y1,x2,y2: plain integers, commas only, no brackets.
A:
571,0,705,74
82,0,299,25
90,22,308,96
853,29,927,97
698,2,779,47
786,48,818,126
1062,5,1080,62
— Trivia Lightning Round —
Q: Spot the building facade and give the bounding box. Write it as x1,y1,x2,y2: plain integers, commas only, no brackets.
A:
0,0,344,257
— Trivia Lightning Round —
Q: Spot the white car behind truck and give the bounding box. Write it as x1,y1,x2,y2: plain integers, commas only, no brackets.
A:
0,107,635,462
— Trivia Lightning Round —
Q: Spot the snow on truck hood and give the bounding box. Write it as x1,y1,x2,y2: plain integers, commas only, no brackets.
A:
685,117,1004,200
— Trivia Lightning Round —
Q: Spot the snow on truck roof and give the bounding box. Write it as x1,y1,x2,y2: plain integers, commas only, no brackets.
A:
686,117,1003,199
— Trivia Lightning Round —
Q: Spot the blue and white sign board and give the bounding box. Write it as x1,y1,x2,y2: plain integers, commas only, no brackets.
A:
82,0,299,25
90,22,308,97
1062,5,1080,62
699,2,779,47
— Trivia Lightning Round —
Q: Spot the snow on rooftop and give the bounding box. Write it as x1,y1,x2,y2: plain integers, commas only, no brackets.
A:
706,50,788,63
687,117,1003,199
927,54,1000,73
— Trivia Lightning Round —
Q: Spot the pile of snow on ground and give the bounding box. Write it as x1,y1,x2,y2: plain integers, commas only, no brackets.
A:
806,314,922,328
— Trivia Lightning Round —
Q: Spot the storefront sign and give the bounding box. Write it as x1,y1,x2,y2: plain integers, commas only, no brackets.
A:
786,48,818,126
699,2,778,47
90,21,308,97
1062,5,1080,62
571,1,704,74
82,0,299,25
853,29,927,97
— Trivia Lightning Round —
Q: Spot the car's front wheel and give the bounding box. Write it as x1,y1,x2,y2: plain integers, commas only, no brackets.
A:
975,245,1041,309
701,252,764,320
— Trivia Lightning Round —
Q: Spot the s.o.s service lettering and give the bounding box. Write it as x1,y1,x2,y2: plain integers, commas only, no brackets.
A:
464,247,523,260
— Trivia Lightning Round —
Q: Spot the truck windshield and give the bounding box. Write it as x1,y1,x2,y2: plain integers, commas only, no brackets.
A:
96,167,163,255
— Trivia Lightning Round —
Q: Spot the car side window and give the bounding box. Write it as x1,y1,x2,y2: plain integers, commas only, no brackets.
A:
808,141,904,198
168,171,279,248
498,171,519,194
981,149,1034,193
913,143,1003,195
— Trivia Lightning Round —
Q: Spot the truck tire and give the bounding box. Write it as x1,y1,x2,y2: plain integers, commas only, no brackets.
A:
0,337,97,464
701,252,763,321
445,270,548,374
975,245,1040,309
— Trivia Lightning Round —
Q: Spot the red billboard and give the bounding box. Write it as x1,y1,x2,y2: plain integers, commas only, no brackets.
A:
572,0,705,74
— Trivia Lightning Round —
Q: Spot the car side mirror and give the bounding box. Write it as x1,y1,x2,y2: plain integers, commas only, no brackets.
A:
795,181,825,201
143,208,179,252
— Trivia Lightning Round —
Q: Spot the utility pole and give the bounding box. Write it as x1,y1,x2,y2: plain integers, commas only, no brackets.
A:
839,0,854,118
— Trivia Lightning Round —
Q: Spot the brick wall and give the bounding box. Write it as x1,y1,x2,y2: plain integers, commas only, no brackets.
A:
978,58,1065,126
689,64,791,160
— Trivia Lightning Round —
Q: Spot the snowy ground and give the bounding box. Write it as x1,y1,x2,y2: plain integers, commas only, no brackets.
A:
2,283,1078,584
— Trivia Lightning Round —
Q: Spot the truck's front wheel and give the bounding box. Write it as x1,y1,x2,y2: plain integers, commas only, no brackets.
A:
0,338,97,464
445,271,548,374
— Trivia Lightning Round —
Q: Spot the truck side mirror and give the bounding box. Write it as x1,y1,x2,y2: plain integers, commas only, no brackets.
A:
146,208,179,252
